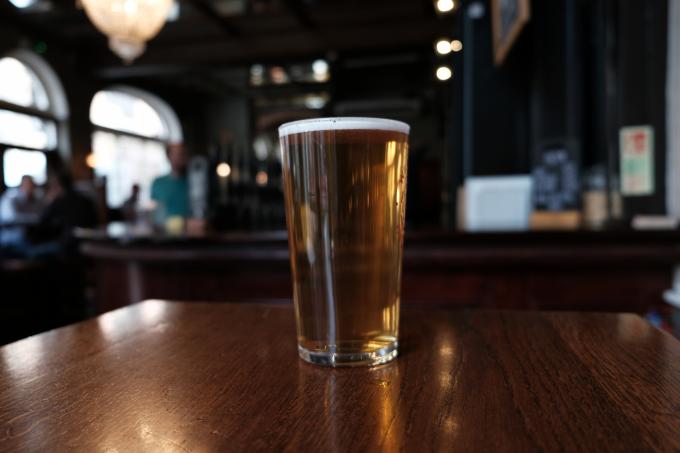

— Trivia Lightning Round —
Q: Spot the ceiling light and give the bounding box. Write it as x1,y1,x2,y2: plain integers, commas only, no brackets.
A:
312,59,330,82
250,64,265,85
86,153,97,169
253,136,269,161
216,162,231,178
81,0,173,63
255,171,268,186
9,0,38,8
436,0,455,13
436,66,452,81
304,94,328,109
451,40,463,52
270,66,289,84
250,64,264,77
435,39,452,55
312,59,329,75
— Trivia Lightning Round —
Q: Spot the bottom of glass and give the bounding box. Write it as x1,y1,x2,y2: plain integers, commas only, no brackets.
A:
298,341,398,367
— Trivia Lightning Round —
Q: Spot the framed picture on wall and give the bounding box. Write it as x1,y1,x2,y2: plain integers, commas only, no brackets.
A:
491,0,531,66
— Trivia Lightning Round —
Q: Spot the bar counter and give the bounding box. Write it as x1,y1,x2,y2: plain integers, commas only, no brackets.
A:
79,229,680,314
0,300,678,451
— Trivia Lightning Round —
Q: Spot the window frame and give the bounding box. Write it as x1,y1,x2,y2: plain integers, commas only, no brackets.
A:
1,146,49,189
91,123,167,145
0,51,67,192
0,98,59,150
89,86,183,144
0,96,58,192
88,87,182,209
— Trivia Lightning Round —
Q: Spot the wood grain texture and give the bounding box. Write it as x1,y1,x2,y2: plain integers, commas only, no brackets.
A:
1,301,679,452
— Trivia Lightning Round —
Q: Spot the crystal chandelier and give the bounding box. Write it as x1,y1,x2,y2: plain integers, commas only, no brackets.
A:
81,0,173,64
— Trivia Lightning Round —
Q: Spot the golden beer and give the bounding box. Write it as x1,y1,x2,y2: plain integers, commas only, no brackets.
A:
279,118,409,366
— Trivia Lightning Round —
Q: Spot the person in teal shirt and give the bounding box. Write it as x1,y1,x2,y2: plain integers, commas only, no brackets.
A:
151,143,190,220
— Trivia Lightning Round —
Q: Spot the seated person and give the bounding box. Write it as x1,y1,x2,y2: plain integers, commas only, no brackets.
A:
0,175,44,255
29,170,98,258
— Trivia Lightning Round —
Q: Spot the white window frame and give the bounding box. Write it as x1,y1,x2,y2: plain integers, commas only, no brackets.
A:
89,86,183,208
0,50,68,190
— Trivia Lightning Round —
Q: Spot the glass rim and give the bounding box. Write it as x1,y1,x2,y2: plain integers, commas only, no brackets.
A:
278,116,410,137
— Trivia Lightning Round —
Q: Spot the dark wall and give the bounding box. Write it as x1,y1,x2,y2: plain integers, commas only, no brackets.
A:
455,0,586,178
614,0,668,216
451,0,669,220
454,0,531,178
530,0,571,151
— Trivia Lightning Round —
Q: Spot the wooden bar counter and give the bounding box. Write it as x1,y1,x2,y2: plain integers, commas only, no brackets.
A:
0,301,679,451
79,229,680,314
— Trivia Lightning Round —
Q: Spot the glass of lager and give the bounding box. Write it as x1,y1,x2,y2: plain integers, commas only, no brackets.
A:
279,117,409,366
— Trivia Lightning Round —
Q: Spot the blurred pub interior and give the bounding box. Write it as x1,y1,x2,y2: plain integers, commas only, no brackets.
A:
1,0,680,344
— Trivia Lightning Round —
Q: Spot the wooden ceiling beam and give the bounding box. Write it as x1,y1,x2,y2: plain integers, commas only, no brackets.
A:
186,0,241,37
281,0,316,30
0,4,79,48
92,19,450,78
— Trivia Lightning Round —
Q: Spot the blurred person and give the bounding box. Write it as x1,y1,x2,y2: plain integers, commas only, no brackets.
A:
0,175,44,254
151,143,190,222
122,183,140,222
28,170,98,258
0,175,43,223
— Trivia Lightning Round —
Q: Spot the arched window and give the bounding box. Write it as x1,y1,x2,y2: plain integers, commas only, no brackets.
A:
90,87,182,208
0,51,67,189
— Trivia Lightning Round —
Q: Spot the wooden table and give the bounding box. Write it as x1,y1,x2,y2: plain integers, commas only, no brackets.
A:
1,301,679,451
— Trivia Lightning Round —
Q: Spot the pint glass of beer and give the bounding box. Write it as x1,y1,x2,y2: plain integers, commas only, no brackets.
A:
279,117,409,366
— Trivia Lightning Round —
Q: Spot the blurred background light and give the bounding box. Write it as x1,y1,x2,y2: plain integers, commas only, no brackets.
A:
8,0,38,8
436,39,452,55
435,0,454,14
216,162,231,178
255,170,268,186
436,65,452,81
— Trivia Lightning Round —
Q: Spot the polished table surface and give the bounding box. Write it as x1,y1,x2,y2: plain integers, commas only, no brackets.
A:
1,301,679,451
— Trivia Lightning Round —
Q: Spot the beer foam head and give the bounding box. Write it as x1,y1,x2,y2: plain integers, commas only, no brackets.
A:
279,117,410,137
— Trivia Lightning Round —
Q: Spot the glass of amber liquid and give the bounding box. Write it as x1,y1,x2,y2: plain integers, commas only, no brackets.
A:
279,117,409,367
